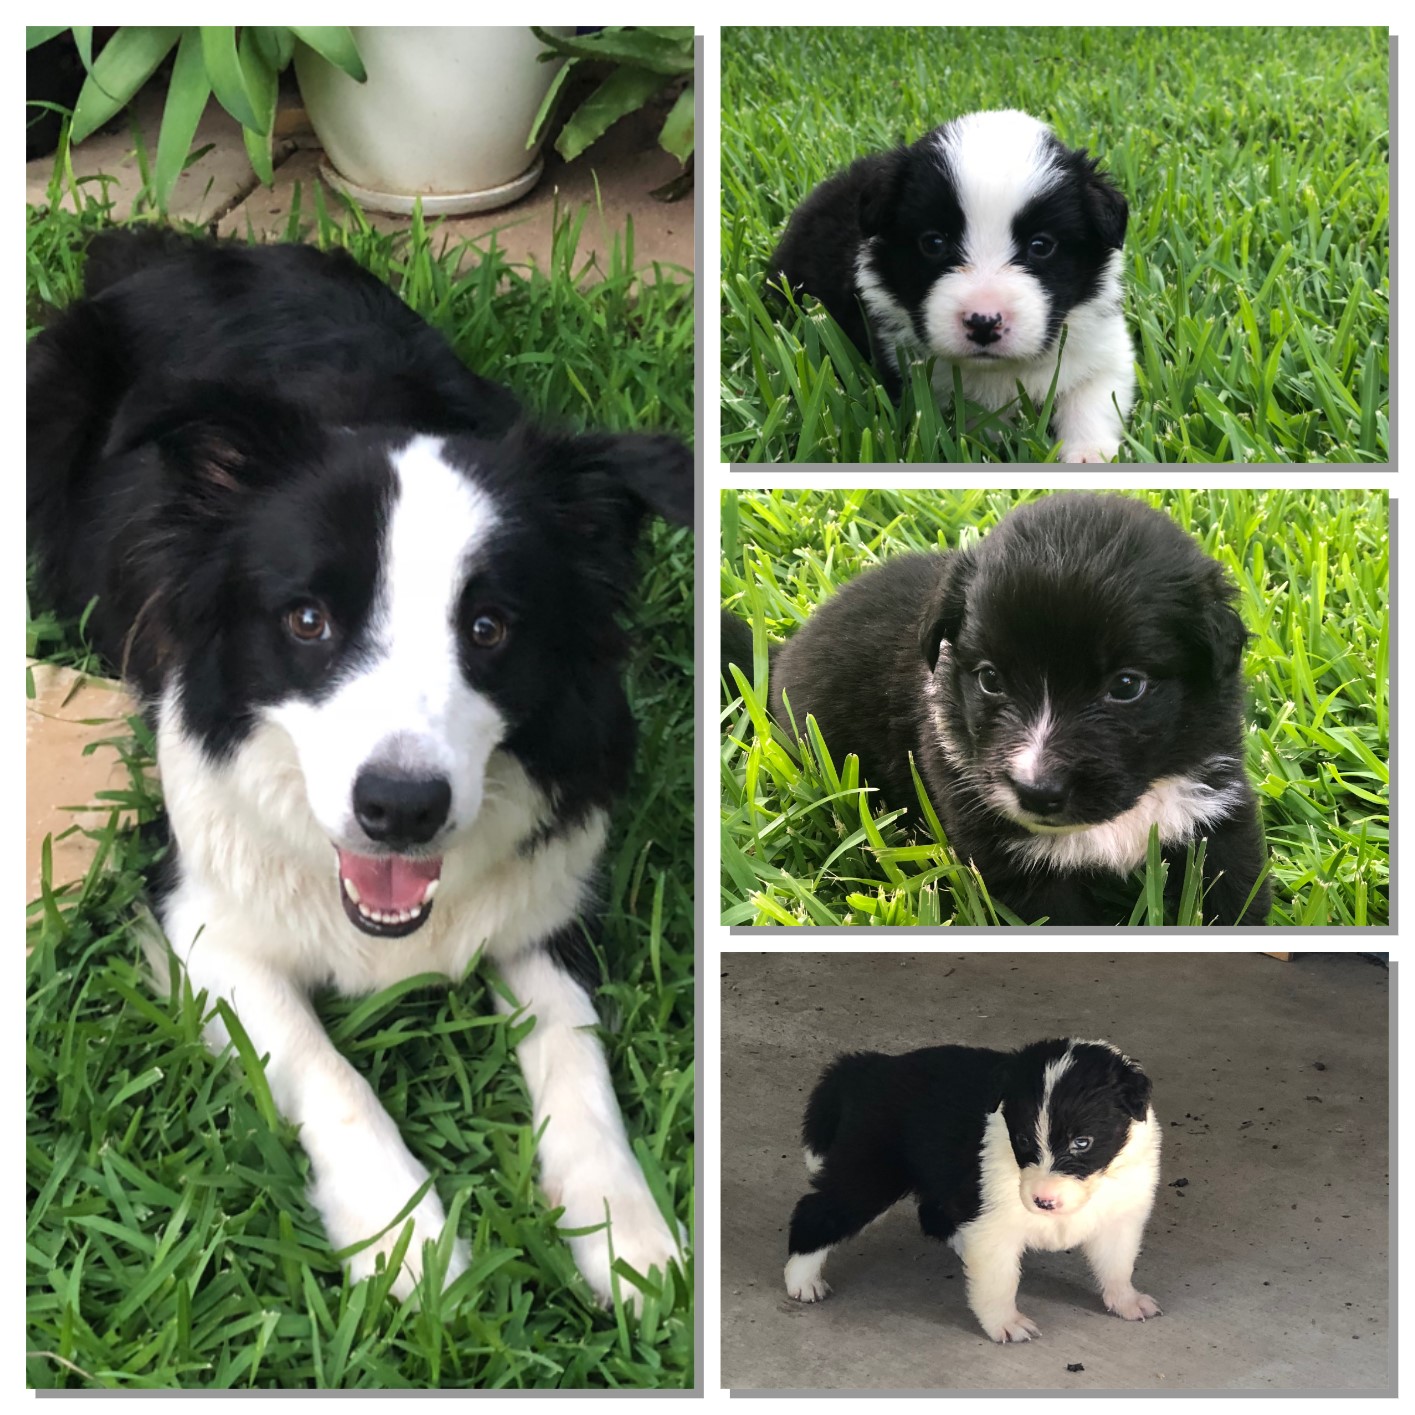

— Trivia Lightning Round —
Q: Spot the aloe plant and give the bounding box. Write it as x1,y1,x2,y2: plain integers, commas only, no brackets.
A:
25,26,365,212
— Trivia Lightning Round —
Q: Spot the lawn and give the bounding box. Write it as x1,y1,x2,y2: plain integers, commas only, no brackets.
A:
721,488,1389,927
26,165,695,1388
721,26,1390,463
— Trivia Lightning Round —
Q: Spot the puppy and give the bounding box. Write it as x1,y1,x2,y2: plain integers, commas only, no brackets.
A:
785,1039,1162,1343
770,109,1135,462
723,493,1270,925
27,229,692,1304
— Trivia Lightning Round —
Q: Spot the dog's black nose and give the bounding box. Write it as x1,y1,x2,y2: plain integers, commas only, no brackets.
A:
964,311,1004,346
1032,1195,1059,1211
1009,775,1068,817
353,770,452,847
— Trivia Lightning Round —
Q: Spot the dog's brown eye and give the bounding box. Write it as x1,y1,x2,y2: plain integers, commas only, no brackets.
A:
1028,233,1057,260
469,611,507,650
976,665,1004,696
286,603,332,643
918,230,947,259
1107,671,1147,703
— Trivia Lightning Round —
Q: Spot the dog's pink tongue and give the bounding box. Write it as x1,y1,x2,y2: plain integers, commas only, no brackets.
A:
337,850,442,913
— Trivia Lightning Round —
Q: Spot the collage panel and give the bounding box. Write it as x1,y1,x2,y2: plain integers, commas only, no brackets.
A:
721,487,1390,929
720,949,1391,1392
721,25,1389,465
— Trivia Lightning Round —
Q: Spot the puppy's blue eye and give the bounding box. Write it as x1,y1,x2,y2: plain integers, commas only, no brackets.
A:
1028,233,1057,260
1106,671,1148,703
976,665,1004,696
918,230,947,259
1069,1136,1093,1154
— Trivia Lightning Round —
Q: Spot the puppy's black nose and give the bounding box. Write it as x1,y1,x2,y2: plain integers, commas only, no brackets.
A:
1032,1195,1059,1212
353,770,452,848
964,311,1004,346
1009,775,1069,817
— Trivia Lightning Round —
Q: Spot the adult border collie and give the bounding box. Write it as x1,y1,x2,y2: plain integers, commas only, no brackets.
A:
770,110,1135,462
722,493,1270,925
27,229,692,1304
786,1039,1162,1343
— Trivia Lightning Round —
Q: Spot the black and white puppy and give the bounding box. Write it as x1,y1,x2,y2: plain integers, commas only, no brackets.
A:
723,494,1270,924
771,109,1135,462
27,230,692,1303
786,1039,1162,1343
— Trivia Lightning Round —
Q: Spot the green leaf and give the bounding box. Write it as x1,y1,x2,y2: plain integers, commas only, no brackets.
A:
199,27,261,133
531,26,693,76
249,26,294,74
26,27,68,51
71,26,180,144
555,66,666,163
289,26,366,83
237,29,278,185
658,83,693,163
153,30,212,212
525,57,574,150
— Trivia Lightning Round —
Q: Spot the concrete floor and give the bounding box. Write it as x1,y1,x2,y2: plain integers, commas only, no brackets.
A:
720,952,1390,1393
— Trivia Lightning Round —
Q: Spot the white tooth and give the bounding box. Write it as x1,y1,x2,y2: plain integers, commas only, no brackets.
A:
343,878,361,905
422,878,439,903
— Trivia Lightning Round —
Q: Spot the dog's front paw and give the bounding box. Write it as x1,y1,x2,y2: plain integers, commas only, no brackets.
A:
980,1309,1042,1343
312,1153,468,1301
784,1253,831,1302
1061,446,1118,464
1106,1286,1162,1321
559,1175,683,1310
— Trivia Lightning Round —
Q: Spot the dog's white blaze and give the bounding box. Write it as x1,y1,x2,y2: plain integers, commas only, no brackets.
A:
1005,760,1246,875
1009,691,1054,784
266,435,506,848
1033,1045,1073,1173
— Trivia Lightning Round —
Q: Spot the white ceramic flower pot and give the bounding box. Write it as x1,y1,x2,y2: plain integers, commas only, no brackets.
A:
294,26,570,215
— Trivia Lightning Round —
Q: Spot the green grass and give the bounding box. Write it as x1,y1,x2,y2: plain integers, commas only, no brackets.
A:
27,153,694,1389
721,26,1390,463
722,488,1389,927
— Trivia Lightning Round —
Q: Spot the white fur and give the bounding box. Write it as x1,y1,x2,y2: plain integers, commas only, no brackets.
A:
147,437,680,1305
856,109,1135,463
951,1084,1161,1343
1007,691,1055,786
1004,759,1247,875
785,1248,833,1303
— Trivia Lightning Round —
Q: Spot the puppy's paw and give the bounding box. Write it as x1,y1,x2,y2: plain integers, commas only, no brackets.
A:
784,1253,831,1302
559,1175,683,1311
1060,446,1118,464
1106,1286,1163,1321
979,1309,1042,1343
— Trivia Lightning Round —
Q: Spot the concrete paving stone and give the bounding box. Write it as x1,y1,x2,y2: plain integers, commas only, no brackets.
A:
720,951,1390,1392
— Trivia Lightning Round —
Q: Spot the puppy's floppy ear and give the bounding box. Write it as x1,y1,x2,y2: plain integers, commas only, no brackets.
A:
1113,1053,1152,1121
917,550,974,672
1084,159,1129,249
546,429,694,546
858,147,908,239
1193,566,1249,681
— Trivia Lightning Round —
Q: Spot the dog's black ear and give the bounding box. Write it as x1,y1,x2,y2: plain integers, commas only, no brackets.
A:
917,550,973,672
1114,1053,1152,1121
1084,160,1129,249
554,430,694,535
858,148,908,239
1196,586,1249,682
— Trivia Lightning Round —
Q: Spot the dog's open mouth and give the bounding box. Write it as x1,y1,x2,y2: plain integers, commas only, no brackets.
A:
336,850,442,937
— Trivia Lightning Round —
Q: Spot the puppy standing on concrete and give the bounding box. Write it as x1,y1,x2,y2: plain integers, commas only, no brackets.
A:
786,1039,1162,1343
771,109,1135,462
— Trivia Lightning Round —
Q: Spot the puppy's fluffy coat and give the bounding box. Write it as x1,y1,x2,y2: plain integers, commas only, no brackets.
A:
724,493,1270,925
786,1039,1162,1343
771,109,1135,462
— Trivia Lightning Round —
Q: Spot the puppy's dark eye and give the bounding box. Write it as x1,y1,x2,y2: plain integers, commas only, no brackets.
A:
976,664,1005,697
285,602,333,644
1027,233,1057,260
1069,1136,1093,1154
918,230,947,259
469,611,508,650
1106,671,1148,703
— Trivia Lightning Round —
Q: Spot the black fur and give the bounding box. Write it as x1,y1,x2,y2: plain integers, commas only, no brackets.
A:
724,494,1270,925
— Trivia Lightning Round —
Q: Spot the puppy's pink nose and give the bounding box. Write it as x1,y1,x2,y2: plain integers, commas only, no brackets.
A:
1032,1195,1061,1212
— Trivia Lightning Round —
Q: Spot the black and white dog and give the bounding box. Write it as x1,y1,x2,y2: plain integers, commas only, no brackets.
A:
27,230,692,1303
723,493,1270,924
786,1039,1162,1343
771,109,1135,462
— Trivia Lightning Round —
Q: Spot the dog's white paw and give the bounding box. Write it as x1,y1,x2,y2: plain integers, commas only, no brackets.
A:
1061,447,1117,464
559,1176,682,1310
784,1253,831,1302
980,1309,1042,1343
1106,1286,1163,1321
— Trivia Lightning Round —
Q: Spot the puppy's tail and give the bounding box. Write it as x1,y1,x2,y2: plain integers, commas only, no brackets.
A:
801,1052,883,1163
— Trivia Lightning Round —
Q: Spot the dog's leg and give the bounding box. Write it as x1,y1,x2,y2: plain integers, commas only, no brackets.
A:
160,902,467,1300
1051,381,1123,464
784,1176,901,1302
953,1225,1039,1342
1082,1208,1162,1321
494,942,682,1308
